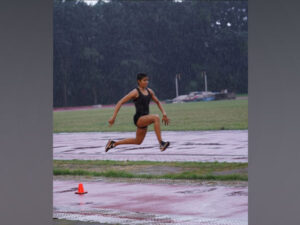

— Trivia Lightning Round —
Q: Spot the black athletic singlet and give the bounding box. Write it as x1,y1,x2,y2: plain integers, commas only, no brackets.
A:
133,87,152,128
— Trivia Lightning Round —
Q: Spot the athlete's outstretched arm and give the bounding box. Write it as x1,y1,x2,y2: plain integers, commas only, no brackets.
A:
108,89,137,126
148,88,170,125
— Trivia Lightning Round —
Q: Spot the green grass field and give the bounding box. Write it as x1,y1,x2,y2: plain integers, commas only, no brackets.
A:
53,160,248,181
53,99,248,133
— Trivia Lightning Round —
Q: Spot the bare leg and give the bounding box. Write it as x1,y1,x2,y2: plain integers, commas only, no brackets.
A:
136,114,162,144
114,127,147,146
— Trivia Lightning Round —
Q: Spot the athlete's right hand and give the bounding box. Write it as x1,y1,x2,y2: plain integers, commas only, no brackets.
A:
108,117,115,127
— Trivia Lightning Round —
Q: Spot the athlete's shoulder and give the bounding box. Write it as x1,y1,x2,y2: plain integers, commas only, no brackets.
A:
129,88,138,93
130,88,139,98
147,88,155,95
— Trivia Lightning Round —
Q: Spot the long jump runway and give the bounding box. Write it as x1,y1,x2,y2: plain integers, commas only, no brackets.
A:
53,179,248,225
53,130,248,162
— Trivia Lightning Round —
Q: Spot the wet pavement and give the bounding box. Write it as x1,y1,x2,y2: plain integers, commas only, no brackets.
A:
53,130,248,162
53,179,248,225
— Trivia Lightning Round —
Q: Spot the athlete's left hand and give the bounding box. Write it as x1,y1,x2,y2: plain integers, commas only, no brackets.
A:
162,114,170,126
108,117,115,127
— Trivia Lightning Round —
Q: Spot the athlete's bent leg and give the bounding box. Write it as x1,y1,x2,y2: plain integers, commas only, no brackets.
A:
136,114,162,143
136,114,170,151
114,127,147,146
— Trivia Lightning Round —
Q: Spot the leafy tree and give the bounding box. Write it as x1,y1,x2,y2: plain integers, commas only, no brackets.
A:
53,0,248,107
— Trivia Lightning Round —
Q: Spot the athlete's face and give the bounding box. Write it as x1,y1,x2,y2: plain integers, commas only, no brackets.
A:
138,77,149,88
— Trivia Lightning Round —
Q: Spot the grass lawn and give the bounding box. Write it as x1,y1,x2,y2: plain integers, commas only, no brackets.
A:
53,99,248,133
53,160,248,181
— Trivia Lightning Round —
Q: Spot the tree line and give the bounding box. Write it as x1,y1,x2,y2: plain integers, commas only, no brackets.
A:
54,0,248,107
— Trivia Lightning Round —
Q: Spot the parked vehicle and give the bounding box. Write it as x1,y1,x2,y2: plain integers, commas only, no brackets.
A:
170,90,234,103
186,91,215,102
186,91,204,102
172,94,189,103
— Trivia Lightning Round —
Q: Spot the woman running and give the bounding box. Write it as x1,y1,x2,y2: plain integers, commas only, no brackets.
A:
105,73,170,152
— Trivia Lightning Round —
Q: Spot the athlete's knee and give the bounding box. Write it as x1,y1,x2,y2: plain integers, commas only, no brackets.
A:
153,114,160,122
136,139,143,145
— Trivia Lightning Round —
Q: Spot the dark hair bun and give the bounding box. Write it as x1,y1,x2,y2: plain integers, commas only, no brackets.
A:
137,73,148,81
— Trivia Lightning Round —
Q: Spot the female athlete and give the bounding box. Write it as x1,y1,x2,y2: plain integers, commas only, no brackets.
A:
105,73,170,152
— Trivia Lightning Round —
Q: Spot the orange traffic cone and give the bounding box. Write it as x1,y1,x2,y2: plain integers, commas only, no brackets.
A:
75,183,88,194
